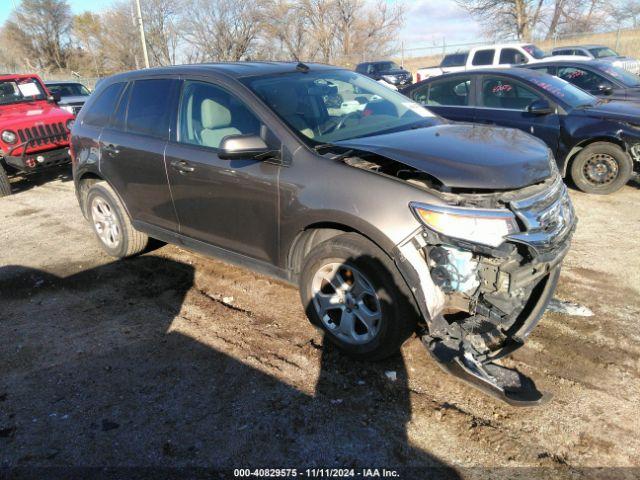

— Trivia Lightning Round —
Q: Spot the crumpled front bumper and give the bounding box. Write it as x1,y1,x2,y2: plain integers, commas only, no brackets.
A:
393,176,576,405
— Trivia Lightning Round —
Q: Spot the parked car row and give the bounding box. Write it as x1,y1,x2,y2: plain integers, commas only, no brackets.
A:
397,44,640,195
70,61,576,405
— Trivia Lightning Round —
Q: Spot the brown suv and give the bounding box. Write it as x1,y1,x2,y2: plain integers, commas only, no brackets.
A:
71,62,575,405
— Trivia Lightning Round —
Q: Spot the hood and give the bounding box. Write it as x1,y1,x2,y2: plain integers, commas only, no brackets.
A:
58,95,88,105
335,123,552,190
0,101,74,127
579,100,640,121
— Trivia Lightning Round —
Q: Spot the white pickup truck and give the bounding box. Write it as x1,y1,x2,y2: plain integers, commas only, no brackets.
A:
415,43,590,82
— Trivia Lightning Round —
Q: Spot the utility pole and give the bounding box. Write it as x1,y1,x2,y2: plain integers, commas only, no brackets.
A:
134,0,150,69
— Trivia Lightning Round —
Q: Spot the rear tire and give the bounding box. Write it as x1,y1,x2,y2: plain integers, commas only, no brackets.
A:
0,163,11,197
299,232,418,361
86,182,148,258
570,142,632,195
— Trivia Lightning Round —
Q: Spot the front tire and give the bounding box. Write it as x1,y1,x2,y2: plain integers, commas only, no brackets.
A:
299,233,418,361
0,163,11,197
86,182,148,258
570,142,632,195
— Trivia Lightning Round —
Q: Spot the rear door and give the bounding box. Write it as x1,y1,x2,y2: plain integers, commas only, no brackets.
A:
408,75,476,122
164,78,280,264
99,77,180,231
474,74,561,152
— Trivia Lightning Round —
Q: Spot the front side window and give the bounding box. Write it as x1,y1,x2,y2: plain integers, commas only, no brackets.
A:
178,81,260,149
126,79,175,139
243,69,437,145
83,82,125,127
557,67,612,92
481,77,542,110
472,49,495,66
499,48,526,65
419,77,471,106
0,77,47,105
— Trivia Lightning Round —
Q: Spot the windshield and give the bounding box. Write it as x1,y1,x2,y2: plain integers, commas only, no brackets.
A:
523,44,546,59
589,47,618,59
375,62,401,71
0,78,48,105
243,70,438,145
528,74,597,108
47,83,90,97
599,65,640,86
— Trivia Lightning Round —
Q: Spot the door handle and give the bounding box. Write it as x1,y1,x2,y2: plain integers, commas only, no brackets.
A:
102,143,120,156
170,160,195,174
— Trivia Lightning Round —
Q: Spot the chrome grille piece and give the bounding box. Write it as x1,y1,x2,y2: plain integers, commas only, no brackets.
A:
507,176,575,251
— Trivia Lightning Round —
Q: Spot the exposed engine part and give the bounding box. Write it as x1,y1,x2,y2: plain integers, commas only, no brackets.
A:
427,245,479,294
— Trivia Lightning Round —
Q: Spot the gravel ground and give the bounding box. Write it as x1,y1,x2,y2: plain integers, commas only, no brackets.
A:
1,168,639,479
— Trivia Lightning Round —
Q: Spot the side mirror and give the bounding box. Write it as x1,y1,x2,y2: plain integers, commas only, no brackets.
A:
528,99,553,115
48,92,61,103
218,134,276,160
598,84,613,95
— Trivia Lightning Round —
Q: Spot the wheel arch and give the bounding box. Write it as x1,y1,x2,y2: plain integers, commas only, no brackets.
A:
565,136,628,175
286,221,398,281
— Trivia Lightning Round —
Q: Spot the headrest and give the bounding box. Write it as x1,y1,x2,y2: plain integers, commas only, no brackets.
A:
201,98,231,129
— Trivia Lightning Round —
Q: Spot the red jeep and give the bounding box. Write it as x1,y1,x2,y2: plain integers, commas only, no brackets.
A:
0,74,75,196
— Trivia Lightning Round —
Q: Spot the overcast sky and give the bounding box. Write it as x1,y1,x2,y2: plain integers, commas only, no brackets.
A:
1,0,483,48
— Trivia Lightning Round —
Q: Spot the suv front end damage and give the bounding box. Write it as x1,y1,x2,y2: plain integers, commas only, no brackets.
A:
395,175,576,406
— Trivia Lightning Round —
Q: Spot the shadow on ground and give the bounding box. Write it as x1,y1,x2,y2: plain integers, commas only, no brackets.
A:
0,256,460,478
6,164,72,195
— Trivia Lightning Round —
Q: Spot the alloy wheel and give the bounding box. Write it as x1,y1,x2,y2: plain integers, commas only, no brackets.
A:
311,262,382,345
91,197,121,249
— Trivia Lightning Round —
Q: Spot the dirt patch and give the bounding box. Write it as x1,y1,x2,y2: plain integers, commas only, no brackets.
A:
0,172,639,475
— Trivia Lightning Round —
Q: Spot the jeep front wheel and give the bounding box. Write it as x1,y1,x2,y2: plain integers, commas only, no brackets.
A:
86,182,148,258
0,163,11,197
571,142,632,195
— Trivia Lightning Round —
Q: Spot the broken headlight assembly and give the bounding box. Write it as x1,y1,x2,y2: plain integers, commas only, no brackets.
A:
409,202,519,248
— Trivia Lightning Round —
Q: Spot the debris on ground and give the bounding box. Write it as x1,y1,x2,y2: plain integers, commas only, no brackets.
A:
547,298,594,317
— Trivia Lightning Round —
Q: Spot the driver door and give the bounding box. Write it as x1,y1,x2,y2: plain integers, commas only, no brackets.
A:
164,79,280,264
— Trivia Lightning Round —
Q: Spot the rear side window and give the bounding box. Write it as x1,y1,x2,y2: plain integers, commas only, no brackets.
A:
83,83,125,127
126,79,175,139
499,48,526,65
472,49,495,66
441,53,468,67
417,77,471,106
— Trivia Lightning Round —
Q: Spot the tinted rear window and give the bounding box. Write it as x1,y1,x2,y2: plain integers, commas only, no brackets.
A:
441,53,468,67
126,79,175,139
83,82,125,127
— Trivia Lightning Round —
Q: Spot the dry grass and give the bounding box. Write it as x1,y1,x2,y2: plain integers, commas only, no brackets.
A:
397,28,640,76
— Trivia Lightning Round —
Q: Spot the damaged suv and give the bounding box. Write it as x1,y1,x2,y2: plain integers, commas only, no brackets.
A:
72,63,575,406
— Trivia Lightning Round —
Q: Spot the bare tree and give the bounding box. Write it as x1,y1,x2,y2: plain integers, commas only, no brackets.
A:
73,12,104,75
4,0,72,71
456,0,545,41
140,0,181,66
181,0,265,62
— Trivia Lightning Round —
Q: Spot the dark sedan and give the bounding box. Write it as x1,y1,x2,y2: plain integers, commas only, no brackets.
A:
403,68,640,194
522,60,640,101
